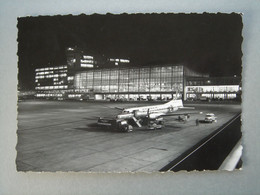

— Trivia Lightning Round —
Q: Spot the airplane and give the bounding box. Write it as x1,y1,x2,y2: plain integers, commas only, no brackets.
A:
97,98,201,132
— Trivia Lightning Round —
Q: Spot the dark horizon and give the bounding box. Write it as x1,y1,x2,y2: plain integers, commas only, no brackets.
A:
17,13,243,90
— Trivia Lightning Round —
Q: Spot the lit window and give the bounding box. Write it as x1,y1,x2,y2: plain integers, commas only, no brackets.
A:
81,59,93,63
83,55,93,59
115,62,118,66
68,76,74,81
81,64,94,68
120,59,130,63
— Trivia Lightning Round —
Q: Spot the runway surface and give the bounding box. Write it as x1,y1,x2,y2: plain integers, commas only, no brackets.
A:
16,100,241,172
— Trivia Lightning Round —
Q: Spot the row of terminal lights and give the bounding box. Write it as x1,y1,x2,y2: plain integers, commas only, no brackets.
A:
36,70,67,75
36,94,63,97
35,73,67,79
35,85,68,90
35,66,67,72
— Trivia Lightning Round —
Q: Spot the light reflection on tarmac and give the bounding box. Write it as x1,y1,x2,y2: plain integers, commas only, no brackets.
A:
16,100,241,172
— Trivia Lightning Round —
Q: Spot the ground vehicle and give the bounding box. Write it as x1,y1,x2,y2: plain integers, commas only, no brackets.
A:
97,117,133,132
204,113,217,123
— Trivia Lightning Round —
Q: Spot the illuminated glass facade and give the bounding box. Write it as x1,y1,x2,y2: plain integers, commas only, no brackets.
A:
73,65,188,100
34,63,240,101
185,77,241,100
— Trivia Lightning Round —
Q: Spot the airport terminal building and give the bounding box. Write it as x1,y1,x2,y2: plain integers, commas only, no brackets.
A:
72,65,209,101
34,47,241,101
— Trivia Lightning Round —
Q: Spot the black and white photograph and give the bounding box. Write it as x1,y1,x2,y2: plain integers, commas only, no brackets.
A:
16,13,242,172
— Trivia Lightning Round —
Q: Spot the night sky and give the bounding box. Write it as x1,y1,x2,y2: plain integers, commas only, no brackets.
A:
17,13,243,90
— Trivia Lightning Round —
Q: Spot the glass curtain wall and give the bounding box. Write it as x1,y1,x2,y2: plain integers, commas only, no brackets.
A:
172,66,183,92
110,69,118,93
161,66,172,92
86,71,93,91
93,70,101,92
74,65,184,94
128,68,139,92
150,67,161,92
119,69,129,92
101,70,110,92
139,67,150,92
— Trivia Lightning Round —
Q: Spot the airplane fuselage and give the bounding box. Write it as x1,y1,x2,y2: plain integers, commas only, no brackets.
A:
117,99,184,120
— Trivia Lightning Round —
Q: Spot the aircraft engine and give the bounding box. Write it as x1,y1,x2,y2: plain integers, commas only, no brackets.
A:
133,110,147,117
117,113,134,119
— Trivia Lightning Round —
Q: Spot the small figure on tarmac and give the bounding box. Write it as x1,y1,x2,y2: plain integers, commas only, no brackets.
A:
196,119,199,126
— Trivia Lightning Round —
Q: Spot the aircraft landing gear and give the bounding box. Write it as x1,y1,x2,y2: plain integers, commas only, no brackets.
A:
120,124,133,133
125,125,133,132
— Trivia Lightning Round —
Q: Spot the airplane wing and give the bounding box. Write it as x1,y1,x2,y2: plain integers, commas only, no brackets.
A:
84,116,100,120
101,105,124,110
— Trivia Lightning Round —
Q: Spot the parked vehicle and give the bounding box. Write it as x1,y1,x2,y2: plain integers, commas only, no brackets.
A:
204,113,217,123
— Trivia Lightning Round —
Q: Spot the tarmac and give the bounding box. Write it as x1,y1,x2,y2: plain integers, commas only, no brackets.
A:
16,100,241,172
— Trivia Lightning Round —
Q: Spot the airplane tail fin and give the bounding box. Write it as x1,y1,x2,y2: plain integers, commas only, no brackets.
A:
165,99,183,108
165,99,195,109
